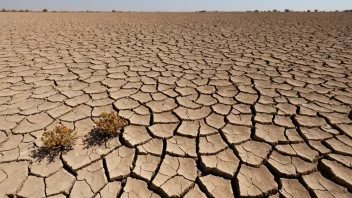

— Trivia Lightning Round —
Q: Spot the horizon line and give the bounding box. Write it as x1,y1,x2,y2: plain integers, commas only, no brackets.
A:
2,9,352,12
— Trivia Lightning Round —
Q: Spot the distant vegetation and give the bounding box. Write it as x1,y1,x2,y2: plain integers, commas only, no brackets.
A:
1,8,349,13
1,9,30,12
246,9,344,13
245,9,346,12
111,10,124,13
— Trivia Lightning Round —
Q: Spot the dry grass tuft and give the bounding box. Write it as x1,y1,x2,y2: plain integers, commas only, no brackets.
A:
95,111,128,136
41,124,77,150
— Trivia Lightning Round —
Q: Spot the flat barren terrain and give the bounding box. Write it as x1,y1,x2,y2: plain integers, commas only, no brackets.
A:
0,12,352,197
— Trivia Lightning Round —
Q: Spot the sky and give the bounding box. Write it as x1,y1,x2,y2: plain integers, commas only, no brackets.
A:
1,0,351,12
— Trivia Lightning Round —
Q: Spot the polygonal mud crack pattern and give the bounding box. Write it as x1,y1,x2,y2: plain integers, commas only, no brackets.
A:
0,12,352,198
151,155,197,197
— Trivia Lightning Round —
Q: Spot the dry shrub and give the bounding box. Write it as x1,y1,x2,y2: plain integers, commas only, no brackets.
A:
95,111,128,136
41,125,77,150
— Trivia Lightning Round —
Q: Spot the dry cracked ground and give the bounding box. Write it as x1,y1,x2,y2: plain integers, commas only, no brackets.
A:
0,12,352,198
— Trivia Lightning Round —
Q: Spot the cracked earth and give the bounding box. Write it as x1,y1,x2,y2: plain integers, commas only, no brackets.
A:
0,12,352,198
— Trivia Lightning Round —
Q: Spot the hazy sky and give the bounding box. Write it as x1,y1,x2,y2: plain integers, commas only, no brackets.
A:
1,0,351,12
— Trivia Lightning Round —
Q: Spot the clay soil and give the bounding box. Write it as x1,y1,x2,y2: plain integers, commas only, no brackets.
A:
0,12,352,197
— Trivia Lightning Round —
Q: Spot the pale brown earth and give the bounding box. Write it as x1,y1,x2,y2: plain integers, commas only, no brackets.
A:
0,12,352,197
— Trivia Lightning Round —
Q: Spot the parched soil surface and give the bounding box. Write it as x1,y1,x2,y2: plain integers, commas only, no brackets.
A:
0,12,352,198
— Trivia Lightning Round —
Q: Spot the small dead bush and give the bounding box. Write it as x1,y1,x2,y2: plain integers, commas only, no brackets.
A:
95,111,128,136
41,125,77,150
